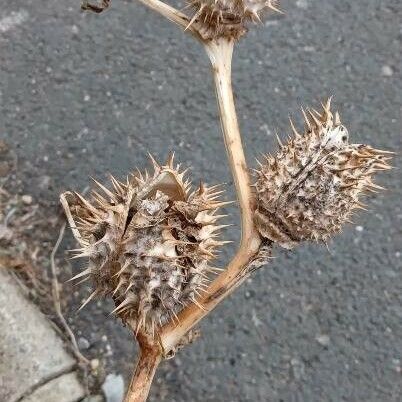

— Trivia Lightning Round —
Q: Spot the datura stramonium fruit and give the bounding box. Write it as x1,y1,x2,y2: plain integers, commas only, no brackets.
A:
61,155,228,335
187,0,280,40
254,99,392,249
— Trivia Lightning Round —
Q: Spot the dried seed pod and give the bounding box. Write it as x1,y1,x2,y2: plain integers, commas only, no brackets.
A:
254,99,392,249
187,0,280,40
61,154,229,335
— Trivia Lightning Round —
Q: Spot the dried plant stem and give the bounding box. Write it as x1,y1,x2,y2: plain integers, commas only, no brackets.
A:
206,39,258,242
124,334,163,402
115,4,261,398
160,38,261,354
50,222,90,365
136,0,203,41
123,37,262,401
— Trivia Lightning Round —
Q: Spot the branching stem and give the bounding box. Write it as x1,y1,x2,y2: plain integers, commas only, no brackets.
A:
136,0,203,41
160,38,261,354
120,3,262,401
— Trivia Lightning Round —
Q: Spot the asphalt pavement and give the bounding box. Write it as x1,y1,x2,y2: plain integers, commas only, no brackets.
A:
1,0,401,401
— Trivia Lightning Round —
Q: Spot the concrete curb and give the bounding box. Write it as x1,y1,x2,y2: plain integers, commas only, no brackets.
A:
0,270,86,402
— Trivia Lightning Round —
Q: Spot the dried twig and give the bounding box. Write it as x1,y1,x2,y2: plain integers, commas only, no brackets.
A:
81,0,203,41
50,222,90,365
136,0,202,40
159,37,262,354
60,192,86,247
124,333,162,402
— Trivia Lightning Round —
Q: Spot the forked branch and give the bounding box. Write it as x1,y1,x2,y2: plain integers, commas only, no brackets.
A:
82,0,203,40
122,32,262,401
160,38,262,354
136,0,202,40
114,3,263,400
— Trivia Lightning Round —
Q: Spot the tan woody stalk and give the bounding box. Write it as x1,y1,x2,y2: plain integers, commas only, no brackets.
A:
124,0,262,356
105,1,263,400
160,37,262,354
107,3,263,401
124,334,162,402
136,0,203,41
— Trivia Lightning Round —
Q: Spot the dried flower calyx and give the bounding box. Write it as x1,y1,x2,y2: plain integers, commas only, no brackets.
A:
254,99,392,249
187,0,280,40
61,154,229,335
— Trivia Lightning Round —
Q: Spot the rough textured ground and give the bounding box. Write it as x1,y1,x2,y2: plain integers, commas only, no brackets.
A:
1,0,401,401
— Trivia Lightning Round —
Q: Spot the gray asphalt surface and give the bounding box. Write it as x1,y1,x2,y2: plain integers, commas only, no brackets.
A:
1,0,401,401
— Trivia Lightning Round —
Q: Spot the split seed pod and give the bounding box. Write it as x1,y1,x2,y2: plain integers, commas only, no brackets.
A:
254,99,392,249
61,154,229,335
187,0,280,40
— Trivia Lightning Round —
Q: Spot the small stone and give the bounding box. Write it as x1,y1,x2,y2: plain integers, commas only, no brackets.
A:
0,140,8,153
303,46,315,52
316,334,330,346
290,358,305,381
102,374,125,402
21,195,33,205
296,0,308,9
90,359,100,370
0,224,13,241
78,337,90,350
83,396,104,402
38,175,51,190
0,162,10,177
392,359,401,373
251,309,263,328
381,65,393,77
106,344,113,355
355,226,363,232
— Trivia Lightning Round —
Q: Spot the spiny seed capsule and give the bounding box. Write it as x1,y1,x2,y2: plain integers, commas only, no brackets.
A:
254,99,392,249
61,154,229,336
187,0,280,40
